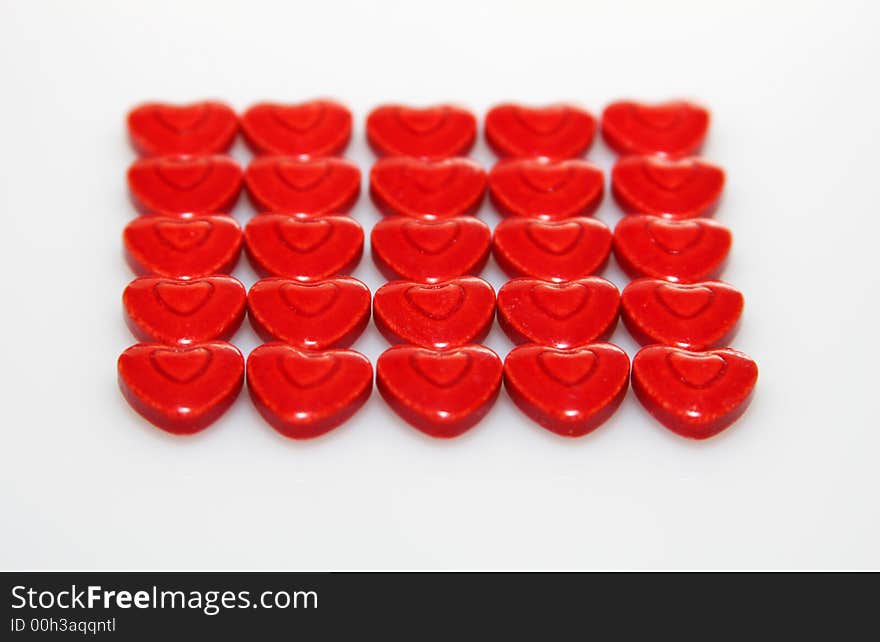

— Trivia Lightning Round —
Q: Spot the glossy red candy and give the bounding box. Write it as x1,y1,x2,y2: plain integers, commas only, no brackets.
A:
118,341,244,434
373,277,495,349
124,213,243,278
504,343,630,437
369,157,486,219
492,217,612,281
244,156,361,215
601,100,710,158
127,101,238,156
488,158,604,220
241,100,352,156
376,344,502,438
621,278,743,350
127,155,243,215
612,155,724,218
123,275,246,345
631,345,758,440
497,277,619,348
244,214,363,280
613,215,731,282
371,216,491,283
247,276,371,349
485,103,596,159
366,104,477,159
247,343,372,439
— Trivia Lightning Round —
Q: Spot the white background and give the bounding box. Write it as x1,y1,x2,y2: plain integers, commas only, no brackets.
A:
1,0,878,570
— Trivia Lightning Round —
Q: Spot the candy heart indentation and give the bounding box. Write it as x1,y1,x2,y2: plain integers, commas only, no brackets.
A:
537,349,597,386
274,159,333,191
155,157,214,191
153,280,214,316
405,283,466,320
410,350,472,388
150,347,213,383
407,164,459,192
271,103,326,132
647,219,704,254
525,221,583,254
396,107,448,134
154,220,213,251
656,283,715,318
155,104,210,132
276,218,333,252
518,163,573,193
632,104,683,130
642,158,696,191
280,351,339,388
667,351,727,388
402,220,460,254
513,105,570,135
279,281,340,316
529,283,589,320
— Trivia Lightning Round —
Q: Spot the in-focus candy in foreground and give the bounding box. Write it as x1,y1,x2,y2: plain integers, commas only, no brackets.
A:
127,154,243,215
241,100,352,157
631,345,758,440
366,104,477,159
601,100,709,158
244,156,361,215
127,101,239,156
504,343,630,437
117,341,244,434
247,344,373,439
485,103,597,159
373,277,496,349
376,344,502,438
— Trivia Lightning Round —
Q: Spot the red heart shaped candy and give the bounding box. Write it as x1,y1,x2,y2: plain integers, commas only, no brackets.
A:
631,345,758,439
247,343,373,439
244,156,361,215
488,158,604,220
613,215,731,283
612,155,724,218
485,103,597,159
123,275,246,345
127,101,238,156
369,157,486,219
244,214,363,280
371,216,491,283
247,276,371,349
493,217,612,281
241,100,352,156
118,341,244,434
373,277,495,349
366,104,477,159
376,344,502,438
601,100,710,158
504,343,630,437
127,155,243,215
621,278,743,350
124,213,243,278
497,277,619,348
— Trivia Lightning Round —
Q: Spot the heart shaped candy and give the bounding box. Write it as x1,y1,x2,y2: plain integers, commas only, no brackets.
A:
492,217,612,281
247,276,371,349
371,216,491,283
244,214,364,280
504,343,630,437
127,154,243,215
127,101,238,156
373,277,495,349
611,155,724,218
123,275,246,345
497,277,620,348
631,345,758,439
366,104,477,159
124,213,243,278
621,278,743,349
601,100,709,157
376,344,502,438
246,343,373,439
488,158,604,220
244,156,361,215
241,100,352,156
117,341,244,434
369,156,486,219
613,215,732,282
485,103,597,159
